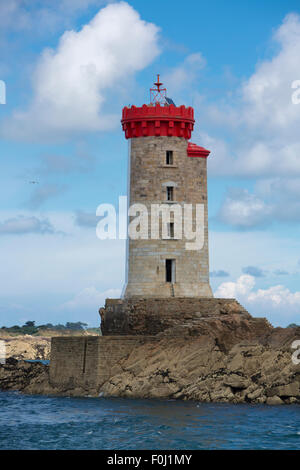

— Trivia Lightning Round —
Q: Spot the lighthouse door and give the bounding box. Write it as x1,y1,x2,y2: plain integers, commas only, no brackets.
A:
166,259,176,283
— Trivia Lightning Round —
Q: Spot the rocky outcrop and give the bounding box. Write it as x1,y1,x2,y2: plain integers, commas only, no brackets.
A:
1,324,299,404
98,329,300,404
1,300,299,404
0,335,51,360
0,358,50,392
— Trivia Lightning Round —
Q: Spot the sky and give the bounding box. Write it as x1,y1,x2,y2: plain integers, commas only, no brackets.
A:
0,0,300,327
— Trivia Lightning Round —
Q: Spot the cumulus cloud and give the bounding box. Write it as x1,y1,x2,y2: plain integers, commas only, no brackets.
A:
215,274,300,326
241,13,300,137
202,13,300,178
215,275,256,299
0,215,54,235
1,2,161,141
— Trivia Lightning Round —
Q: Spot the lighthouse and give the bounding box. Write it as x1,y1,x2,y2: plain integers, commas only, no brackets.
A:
52,78,257,384
121,76,213,298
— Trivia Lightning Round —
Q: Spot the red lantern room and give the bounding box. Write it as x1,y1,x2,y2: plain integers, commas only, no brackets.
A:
121,75,210,159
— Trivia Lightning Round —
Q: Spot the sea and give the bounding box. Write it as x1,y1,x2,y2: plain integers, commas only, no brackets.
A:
0,391,299,450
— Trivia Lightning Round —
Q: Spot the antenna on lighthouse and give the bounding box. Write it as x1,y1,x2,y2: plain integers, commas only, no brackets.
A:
150,74,167,105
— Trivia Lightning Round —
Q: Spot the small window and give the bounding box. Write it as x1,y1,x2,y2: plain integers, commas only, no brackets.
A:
165,259,176,283
167,222,174,238
166,186,174,201
166,150,173,165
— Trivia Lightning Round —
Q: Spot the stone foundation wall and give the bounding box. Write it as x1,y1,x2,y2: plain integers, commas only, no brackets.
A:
49,336,157,392
49,298,274,397
100,297,252,336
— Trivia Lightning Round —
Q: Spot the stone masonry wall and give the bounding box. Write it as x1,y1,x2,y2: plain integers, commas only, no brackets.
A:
49,336,157,392
123,136,212,298
100,297,254,337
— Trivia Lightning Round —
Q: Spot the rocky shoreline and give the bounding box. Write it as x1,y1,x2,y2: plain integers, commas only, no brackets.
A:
0,335,51,361
1,300,299,404
1,324,299,405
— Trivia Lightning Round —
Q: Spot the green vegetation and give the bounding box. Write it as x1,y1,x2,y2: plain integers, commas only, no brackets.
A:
1,321,100,336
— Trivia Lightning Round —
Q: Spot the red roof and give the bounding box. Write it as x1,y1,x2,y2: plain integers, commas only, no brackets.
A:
187,142,210,158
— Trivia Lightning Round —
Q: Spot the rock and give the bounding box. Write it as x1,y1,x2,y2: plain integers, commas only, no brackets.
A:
286,397,297,404
267,382,300,398
210,386,234,401
223,374,250,390
247,387,264,400
257,396,266,404
266,396,284,405
0,358,49,392
0,335,51,360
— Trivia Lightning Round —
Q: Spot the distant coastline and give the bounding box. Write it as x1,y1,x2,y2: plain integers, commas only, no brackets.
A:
0,322,101,361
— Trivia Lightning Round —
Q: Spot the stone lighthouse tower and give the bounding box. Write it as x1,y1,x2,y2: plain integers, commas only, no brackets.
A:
121,76,213,298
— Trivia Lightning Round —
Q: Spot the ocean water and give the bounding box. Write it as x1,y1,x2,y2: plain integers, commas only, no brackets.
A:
0,391,299,450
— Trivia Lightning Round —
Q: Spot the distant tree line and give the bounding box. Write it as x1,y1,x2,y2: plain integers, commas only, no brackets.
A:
1,320,89,335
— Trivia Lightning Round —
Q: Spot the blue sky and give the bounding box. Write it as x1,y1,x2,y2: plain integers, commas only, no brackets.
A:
0,0,300,327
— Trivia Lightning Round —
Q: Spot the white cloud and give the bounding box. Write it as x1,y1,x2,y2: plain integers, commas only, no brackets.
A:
60,286,121,312
215,274,300,326
218,189,272,228
218,178,300,228
215,274,256,299
201,13,300,178
242,13,300,135
1,2,161,141
164,52,206,95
